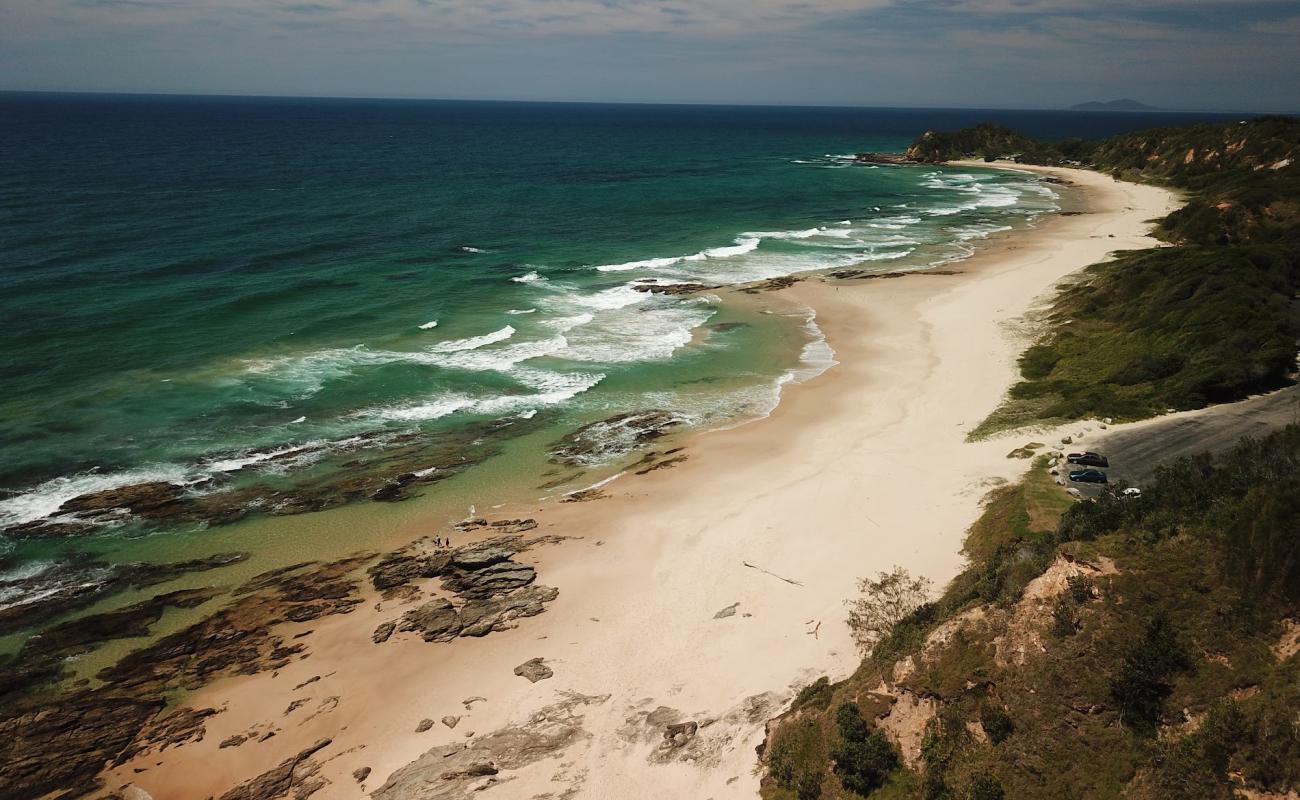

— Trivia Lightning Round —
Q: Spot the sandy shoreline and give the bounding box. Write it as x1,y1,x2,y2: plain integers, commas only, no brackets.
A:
103,165,1180,799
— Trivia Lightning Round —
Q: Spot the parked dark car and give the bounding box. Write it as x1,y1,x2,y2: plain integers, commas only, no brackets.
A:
1069,469,1108,484
1066,451,1110,468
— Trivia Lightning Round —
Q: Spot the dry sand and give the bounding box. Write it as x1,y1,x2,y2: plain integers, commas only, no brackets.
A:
104,165,1179,799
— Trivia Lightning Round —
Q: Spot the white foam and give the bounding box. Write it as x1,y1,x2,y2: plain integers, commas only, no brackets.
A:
366,370,603,422
511,270,546,283
702,237,761,258
460,246,490,254
289,416,306,424
596,256,682,272
506,308,537,315
0,465,196,528
432,325,516,353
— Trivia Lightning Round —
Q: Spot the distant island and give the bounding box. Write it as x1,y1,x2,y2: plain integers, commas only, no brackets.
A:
1069,98,1162,112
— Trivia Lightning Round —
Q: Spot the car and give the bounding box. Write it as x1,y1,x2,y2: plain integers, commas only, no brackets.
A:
1068,470,1108,484
1066,451,1110,468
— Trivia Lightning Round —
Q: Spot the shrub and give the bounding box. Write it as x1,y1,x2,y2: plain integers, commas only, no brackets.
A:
969,772,1005,800
793,677,834,712
1066,574,1094,604
979,704,1014,745
1050,597,1079,637
1109,615,1191,734
832,703,899,796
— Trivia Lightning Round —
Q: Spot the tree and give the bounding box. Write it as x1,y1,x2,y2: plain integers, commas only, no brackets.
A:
847,567,932,655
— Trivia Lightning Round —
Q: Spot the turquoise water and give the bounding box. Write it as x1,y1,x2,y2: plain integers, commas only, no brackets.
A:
0,97,1077,592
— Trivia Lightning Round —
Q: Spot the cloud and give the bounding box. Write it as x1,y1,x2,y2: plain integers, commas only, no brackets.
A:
0,0,1296,110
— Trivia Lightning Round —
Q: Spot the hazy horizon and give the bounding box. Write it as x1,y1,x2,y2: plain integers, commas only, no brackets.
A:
3,1,1298,114
1,89,1290,117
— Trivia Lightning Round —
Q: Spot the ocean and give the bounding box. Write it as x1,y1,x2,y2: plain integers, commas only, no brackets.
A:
0,94,1245,644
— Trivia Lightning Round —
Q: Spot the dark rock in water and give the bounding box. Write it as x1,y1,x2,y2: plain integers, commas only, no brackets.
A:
98,554,371,695
353,766,371,783
59,481,188,515
371,482,411,502
459,585,559,637
513,657,553,683
442,561,536,600
2,519,99,539
741,275,800,294
20,587,219,661
416,718,434,733
221,734,249,749
853,152,920,165
631,282,717,295
398,598,462,643
0,693,165,800
707,321,748,333
216,737,332,800
550,410,686,467
0,552,248,638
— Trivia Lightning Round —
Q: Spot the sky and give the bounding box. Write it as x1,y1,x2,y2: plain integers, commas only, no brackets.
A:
2,0,1298,111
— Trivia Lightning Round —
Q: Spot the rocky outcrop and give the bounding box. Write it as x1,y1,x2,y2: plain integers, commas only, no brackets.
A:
740,276,800,294
59,481,189,515
513,657,553,683
368,550,451,591
399,598,462,642
854,152,919,165
20,587,218,661
442,560,536,600
216,738,332,800
550,411,686,467
459,585,559,637
631,282,717,295
372,693,607,800
0,552,247,637
98,554,371,695
0,694,165,800
114,706,220,763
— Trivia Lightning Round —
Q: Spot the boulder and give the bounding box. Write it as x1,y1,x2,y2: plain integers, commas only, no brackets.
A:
442,561,536,600
459,585,559,637
513,658,553,683
372,621,396,644
398,599,462,642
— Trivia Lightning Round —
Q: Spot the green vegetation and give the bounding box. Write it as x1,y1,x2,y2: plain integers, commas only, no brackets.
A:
971,244,1300,434
759,426,1300,800
942,116,1300,436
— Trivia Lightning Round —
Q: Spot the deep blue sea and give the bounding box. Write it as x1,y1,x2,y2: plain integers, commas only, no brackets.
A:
0,94,1247,616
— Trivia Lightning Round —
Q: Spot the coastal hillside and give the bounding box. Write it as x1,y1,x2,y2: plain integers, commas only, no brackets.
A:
758,427,1300,800
956,117,1300,433
757,119,1300,800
